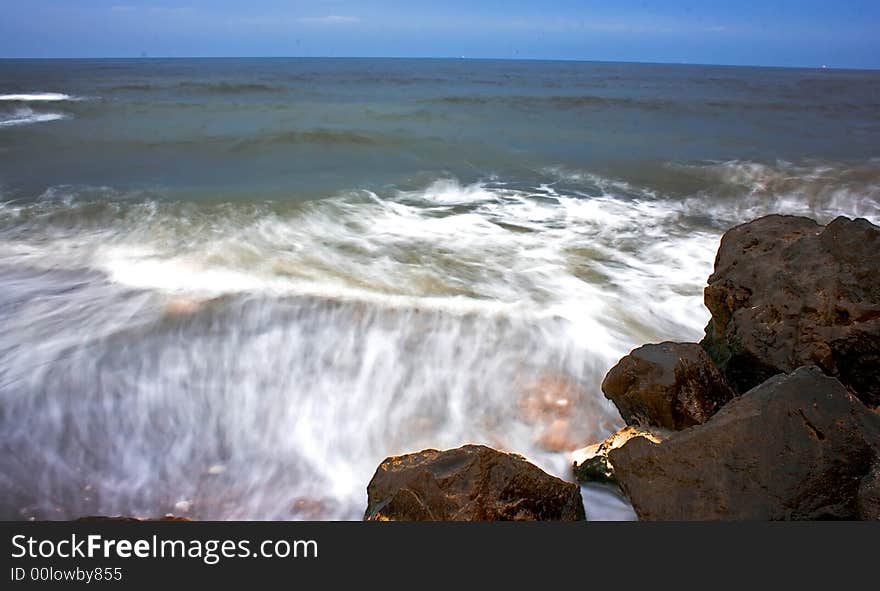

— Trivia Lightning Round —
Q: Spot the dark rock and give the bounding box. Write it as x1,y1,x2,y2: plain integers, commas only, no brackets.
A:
364,444,585,521
572,426,669,485
602,342,735,430
609,367,880,520
701,214,880,406
858,463,880,520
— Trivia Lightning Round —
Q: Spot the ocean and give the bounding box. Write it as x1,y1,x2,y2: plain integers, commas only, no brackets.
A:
1,58,879,520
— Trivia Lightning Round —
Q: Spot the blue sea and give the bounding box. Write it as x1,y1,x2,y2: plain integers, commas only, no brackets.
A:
1,58,879,520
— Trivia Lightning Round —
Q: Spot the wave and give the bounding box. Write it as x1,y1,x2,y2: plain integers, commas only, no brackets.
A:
3,162,876,315
431,94,675,111
365,108,436,122
671,159,880,224
702,99,880,116
0,92,75,102
229,128,386,150
103,81,285,94
106,84,154,92
1,161,877,520
176,81,284,94
430,93,880,116
0,108,66,128
79,128,397,152
0,178,716,343
2,162,875,349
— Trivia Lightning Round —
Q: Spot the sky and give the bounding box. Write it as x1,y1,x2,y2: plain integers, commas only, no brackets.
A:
1,1,878,68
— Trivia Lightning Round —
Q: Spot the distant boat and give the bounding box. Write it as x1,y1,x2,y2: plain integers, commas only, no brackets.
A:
821,64,829,69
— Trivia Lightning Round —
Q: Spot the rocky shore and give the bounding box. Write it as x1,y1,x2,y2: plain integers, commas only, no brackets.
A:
365,214,880,520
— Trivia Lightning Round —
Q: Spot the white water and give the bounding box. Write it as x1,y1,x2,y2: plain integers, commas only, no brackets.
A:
0,162,878,520
0,93,74,101
0,108,66,127
0,93,76,128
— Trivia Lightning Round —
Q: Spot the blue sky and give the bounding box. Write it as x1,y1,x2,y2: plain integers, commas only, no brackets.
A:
1,1,878,68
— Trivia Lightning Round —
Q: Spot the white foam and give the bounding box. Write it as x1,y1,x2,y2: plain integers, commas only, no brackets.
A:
0,109,66,128
0,178,721,370
2,165,876,520
676,159,880,225
6,166,875,346
403,178,500,204
0,93,74,101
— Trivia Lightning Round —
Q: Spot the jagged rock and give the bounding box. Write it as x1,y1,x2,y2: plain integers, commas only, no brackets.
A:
609,367,880,520
701,214,880,406
572,426,669,485
364,444,585,521
602,342,735,430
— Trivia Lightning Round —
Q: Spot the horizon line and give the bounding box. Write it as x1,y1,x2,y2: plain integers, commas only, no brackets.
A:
0,55,876,72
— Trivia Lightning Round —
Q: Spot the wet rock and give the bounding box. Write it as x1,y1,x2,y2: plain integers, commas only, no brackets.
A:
602,342,735,430
535,418,582,452
702,214,880,406
164,297,203,316
609,367,880,520
517,374,578,421
857,464,880,520
291,498,327,520
364,444,585,521
572,426,669,485
517,373,585,452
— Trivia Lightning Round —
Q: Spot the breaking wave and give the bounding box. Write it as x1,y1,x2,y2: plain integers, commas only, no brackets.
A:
0,108,66,128
1,160,878,521
0,92,75,101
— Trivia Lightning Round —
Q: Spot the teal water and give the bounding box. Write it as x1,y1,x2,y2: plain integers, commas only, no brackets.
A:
2,58,879,196
1,58,879,520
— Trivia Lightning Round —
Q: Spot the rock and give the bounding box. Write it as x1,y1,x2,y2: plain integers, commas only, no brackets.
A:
364,444,585,521
857,464,880,520
516,373,585,452
164,297,203,316
291,498,327,520
517,374,578,422
702,214,880,406
535,418,582,452
602,342,735,430
609,367,880,520
572,426,669,485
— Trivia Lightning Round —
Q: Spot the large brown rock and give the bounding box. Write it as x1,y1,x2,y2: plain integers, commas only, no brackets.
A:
701,214,880,405
602,342,735,430
609,367,880,520
364,445,585,521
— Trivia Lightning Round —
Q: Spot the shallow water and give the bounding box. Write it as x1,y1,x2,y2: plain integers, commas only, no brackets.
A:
1,58,878,520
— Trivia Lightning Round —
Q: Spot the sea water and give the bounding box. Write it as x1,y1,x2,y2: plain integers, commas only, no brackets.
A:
1,58,879,520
